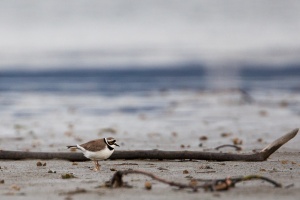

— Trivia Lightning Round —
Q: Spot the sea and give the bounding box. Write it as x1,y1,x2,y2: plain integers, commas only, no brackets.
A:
0,1,300,150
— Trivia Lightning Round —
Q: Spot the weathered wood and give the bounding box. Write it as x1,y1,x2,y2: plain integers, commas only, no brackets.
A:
0,150,88,161
260,128,298,159
111,150,263,161
0,128,298,161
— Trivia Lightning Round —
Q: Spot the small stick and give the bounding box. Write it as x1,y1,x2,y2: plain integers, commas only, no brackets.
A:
215,144,242,151
237,175,282,187
108,170,282,192
110,169,197,190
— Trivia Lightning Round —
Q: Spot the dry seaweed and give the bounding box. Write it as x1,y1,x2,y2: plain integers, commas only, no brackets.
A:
107,170,282,192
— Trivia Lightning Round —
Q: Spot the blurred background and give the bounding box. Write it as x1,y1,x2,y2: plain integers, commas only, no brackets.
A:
1,0,300,92
0,0,299,151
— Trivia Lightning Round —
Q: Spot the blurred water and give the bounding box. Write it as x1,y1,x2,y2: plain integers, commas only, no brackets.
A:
0,66,203,94
0,66,299,95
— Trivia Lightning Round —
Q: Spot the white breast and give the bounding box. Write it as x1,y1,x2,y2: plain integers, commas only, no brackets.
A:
79,145,114,160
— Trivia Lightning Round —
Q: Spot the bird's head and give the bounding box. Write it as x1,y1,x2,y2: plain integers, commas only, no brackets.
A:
105,137,119,148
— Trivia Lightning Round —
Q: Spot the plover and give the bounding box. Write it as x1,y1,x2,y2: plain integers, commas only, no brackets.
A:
67,137,119,171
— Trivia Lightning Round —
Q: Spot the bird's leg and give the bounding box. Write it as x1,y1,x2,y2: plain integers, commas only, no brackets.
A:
93,160,101,171
96,161,101,171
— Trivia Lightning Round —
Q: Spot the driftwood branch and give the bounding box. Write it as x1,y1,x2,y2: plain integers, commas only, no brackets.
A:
107,169,282,192
0,128,298,161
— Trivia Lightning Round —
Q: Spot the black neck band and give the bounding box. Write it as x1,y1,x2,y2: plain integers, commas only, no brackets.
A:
104,138,114,151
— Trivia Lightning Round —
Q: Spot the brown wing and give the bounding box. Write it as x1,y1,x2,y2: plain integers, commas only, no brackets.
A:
80,139,106,152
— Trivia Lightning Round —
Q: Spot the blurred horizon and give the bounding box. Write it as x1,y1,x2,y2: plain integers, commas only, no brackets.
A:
1,65,300,94
1,0,300,71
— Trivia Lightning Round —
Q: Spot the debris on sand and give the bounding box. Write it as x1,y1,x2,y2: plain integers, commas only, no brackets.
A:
61,173,76,179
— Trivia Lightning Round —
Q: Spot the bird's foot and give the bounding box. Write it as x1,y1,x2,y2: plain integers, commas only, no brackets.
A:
93,167,100,172
92,161,101,171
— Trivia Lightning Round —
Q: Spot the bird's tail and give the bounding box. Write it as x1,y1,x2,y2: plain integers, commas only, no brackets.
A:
67,145,77,149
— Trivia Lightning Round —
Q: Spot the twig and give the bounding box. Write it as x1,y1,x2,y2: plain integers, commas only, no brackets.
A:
238,88,254,103
203,175,282,190
110,169,197,190
284,183,294,189
236,175,282,187
107,170,282,192
215,144,242,151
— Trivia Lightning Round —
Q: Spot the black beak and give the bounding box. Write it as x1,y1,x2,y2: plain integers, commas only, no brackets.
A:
115,143,120,147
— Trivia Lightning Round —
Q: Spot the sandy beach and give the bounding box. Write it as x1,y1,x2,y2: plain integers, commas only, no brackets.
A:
1,90,300,199
1,150,300,200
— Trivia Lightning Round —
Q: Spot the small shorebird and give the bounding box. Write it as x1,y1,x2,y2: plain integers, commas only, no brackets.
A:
67,137,119,171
